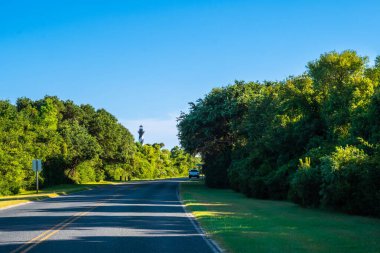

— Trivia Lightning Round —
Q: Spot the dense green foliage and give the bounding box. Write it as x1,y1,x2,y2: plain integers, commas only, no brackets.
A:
0,97,198,195
178,50,380,216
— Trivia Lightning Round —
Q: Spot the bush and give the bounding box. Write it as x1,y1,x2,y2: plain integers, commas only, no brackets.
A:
246,160,273,198
289,157,321,207
105,163,133,181
43,155,69,186
320,146,378,215
265,163,294,200
75,161,96,183
0,149,29,195
228,158,250,193
204,151,231,188
347,146,380,216
95,167,106,182
365,152,380,216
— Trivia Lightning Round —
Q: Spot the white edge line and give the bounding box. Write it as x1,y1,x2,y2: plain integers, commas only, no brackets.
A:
176,182,225,253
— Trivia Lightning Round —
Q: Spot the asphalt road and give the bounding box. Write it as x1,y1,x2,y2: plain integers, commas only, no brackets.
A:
0,179,218,253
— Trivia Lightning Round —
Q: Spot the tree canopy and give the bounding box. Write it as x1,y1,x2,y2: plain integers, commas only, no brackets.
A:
178,50,380,216
0,97,199,195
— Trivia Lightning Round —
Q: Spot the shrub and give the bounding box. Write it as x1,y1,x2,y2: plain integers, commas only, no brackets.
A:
228,158,250,193
265,163,294,200
289,157,321,207
95,167,106,182
204,150,231,188
75,160,97,183
319,146,377,215
247,161,272,198
365,154,380,216
43,155,69,186
0,149,30,195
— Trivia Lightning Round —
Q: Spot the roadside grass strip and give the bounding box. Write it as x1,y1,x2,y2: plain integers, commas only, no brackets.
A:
180,181,380,253
0,181,116,209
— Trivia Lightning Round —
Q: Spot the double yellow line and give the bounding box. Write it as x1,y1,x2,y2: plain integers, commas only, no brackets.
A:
10,202,103,253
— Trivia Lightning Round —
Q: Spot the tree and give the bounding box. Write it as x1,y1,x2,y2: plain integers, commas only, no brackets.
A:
58,121,101,183
178,81,260,187
178,50,380,216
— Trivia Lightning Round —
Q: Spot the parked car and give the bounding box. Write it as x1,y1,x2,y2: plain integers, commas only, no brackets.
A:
188,169,200,179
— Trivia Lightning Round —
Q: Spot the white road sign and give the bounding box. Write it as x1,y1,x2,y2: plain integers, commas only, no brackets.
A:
32,159,42,172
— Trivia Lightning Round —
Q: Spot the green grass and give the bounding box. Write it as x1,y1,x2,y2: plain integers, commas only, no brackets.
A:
0,181,116,208
180,181,380,253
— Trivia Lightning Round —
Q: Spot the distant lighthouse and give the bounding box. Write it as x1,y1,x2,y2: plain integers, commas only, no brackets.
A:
138,125,145,144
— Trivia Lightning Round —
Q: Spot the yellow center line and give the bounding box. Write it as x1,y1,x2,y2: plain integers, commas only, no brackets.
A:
10,189,124,253
9,214,81,253
18,204,101,253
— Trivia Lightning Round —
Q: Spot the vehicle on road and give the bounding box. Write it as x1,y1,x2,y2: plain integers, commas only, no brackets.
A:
189,169,200,179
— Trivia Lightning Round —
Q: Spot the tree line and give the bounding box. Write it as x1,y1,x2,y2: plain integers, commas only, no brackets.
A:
178,50,380,216
0,97,199,195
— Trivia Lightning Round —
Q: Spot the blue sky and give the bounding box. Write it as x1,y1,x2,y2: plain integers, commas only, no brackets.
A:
1,0,379,148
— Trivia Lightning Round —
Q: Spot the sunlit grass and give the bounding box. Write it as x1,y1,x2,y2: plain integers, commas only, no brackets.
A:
130,176,187,181
0,181,116,208
193,211,235,217
181,181,380,253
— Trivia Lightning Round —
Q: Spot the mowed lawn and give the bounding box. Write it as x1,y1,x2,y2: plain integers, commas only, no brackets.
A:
181,181,380,253
0,181,115,209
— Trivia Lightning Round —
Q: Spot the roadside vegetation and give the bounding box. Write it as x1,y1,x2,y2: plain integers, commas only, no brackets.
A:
178,50,380,217
0,97,199,196
181,181,380,253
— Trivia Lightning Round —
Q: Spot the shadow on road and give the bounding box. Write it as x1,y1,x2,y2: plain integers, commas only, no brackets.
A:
1,234,209,253
0,179,216,253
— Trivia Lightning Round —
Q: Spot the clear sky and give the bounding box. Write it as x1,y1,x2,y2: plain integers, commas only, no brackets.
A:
1,0,379,148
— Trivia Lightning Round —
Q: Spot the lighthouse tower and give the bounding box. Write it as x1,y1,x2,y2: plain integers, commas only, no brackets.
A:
138,125,145,144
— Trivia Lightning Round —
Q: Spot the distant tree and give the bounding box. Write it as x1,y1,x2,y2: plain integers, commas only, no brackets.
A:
58,121,101,182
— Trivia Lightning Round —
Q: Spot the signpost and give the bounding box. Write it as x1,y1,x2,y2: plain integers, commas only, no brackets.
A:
32,159,42,193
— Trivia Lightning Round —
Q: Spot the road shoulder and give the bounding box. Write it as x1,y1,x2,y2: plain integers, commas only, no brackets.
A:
178,180,224,253
0,182,116,210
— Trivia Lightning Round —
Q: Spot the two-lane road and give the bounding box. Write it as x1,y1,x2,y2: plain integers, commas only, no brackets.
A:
0,179,218,253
